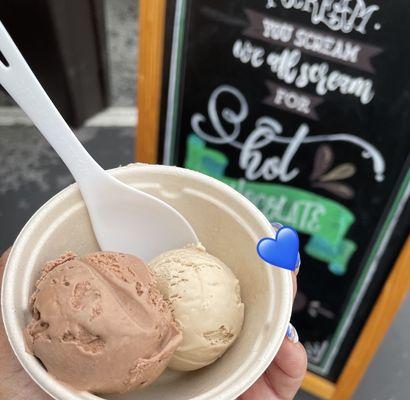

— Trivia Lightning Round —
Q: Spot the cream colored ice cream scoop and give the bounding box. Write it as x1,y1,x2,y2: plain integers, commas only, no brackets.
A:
149,245,244,371
25,252,182,394
0,21,198,261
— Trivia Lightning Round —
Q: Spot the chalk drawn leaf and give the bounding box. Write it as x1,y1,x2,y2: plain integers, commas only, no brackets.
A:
313,182,355,199
319,163,356,182
310,145,334,180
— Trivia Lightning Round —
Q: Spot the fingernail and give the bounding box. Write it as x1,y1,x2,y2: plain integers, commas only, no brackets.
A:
295,253,301,272
286,323,299,343
271,222,283,232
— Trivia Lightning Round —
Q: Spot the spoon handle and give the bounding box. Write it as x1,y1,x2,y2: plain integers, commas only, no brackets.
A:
0,21,105,186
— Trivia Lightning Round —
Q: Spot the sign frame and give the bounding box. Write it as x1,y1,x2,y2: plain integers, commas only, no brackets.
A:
136,1,410,398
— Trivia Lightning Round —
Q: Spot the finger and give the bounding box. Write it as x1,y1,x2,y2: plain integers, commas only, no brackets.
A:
292,255,300,299
0,248,11,267
295,254,301,276
0,247,12,281
238,374,276,400
295,253,302,276
265,331,307,400
292,270,297,300
0,246,52,400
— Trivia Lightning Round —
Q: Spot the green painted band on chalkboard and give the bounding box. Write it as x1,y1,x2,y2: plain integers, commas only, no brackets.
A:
185,134,357,273
305,236,357,276
225,178,355,246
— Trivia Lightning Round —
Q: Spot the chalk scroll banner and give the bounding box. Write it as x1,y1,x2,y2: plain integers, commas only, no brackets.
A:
137,0,410,398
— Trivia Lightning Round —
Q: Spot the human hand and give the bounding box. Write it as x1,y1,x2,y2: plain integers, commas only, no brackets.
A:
0,248,52,400
239,268,307,400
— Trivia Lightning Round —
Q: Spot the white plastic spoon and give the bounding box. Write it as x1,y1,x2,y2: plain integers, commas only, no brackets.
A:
0,21,198,261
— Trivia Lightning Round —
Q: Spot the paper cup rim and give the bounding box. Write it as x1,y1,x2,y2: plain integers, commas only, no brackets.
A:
1,164,293,400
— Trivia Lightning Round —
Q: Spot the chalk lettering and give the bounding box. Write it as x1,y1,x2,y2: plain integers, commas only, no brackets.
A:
191,85,385,182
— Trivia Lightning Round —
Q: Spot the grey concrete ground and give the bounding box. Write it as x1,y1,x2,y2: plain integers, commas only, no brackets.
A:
0,126,135,250
354,298,409,400
0,0,408,399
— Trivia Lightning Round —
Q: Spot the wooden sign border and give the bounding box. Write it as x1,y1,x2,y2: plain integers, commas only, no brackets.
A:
136,0,167,164
136,1,410,398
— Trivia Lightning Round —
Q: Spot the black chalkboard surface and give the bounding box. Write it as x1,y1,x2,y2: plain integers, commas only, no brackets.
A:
157,0,410,381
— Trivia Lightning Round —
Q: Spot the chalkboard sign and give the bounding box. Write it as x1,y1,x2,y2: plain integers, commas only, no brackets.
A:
137,0,410,397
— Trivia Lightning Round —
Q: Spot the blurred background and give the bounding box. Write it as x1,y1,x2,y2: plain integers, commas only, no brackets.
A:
0,1,408,399
0,0,137,250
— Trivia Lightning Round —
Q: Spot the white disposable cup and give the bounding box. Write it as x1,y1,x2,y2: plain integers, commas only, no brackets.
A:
1,164,293,400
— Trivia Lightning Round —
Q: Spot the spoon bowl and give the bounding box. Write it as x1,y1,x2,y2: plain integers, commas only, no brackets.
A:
84,170,198,260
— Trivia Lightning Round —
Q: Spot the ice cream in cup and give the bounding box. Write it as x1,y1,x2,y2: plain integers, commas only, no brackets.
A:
1,164,293,400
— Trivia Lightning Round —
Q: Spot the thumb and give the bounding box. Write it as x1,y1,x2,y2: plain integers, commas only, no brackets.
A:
265,324,307,400
0,247,12,281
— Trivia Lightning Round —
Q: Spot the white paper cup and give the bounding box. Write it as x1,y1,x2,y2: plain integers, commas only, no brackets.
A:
1,164,293,400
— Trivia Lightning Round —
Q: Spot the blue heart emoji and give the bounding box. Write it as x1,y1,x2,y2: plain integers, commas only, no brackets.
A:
257,226,300,271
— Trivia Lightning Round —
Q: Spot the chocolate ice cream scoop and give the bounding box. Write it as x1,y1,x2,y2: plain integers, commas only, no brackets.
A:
25,251,182,394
